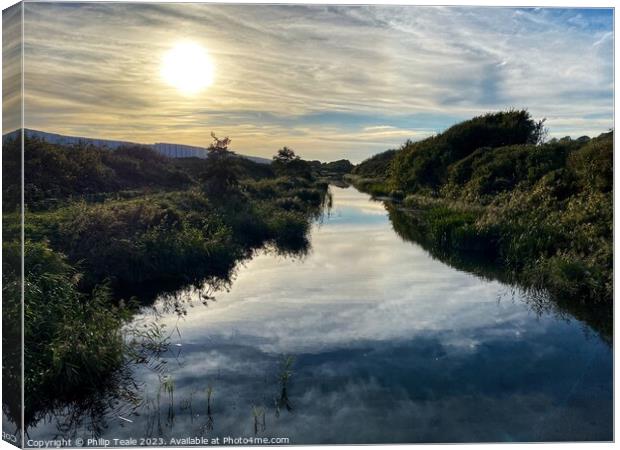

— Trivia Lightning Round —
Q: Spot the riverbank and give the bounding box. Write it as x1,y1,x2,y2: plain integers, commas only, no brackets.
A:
2,136,331,431
340,174,612,341
346,173,612,339
348,112,612,311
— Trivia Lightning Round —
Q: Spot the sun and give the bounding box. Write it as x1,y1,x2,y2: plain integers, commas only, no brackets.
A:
161,42,214,95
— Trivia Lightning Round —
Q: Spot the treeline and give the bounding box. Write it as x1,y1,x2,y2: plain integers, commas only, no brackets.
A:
349,110,613,307
2,136,351,211
3,136,192,209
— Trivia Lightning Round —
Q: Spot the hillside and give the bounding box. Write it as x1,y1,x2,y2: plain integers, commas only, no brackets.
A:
349,110,613,307
2,129,272,164
2,134,276,211
351,149,397,178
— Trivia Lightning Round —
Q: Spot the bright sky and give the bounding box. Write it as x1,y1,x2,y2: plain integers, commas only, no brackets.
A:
3,4,614,162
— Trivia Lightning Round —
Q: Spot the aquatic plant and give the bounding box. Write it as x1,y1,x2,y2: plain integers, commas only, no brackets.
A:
159,375,176,425
277,356,295,414
205,385,215,431
252,405,266,435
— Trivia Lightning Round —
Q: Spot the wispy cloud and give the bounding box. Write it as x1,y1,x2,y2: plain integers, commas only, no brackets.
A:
3,3,22,132
15,4,614,162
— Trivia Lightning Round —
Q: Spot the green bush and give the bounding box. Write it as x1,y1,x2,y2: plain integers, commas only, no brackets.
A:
352,149,397,178
2,241,127,419
389,110,545,193
567,131,613,193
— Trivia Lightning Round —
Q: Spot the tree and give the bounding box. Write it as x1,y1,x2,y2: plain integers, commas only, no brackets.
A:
200,133,239,195
273,147,299,164
272,147,311,178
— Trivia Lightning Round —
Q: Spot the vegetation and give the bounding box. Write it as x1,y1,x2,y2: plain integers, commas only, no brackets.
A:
390,110,546,194
2,132,331,431
350,110,612,311
16,178,327,298
2,135,192,211
386,202,612,342
309,158,354,179
272,147,312,179
9,241,128,425
351,149,397,179
345,149,398,195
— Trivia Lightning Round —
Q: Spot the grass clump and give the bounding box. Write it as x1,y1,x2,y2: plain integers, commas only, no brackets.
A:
2,240,128,427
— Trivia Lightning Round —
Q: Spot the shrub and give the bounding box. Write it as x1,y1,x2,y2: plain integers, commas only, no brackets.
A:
389,110,546,193
4,241,127,416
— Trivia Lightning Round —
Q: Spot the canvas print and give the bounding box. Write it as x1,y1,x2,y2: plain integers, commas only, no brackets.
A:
1,2,614,447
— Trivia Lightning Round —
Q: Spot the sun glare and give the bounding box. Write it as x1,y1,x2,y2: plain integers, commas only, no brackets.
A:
161,42,214,95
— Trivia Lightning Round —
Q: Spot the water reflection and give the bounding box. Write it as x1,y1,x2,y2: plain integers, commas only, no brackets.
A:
385,203,613,343
28,187,612,443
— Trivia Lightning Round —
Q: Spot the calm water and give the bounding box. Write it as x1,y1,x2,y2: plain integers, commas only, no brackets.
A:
31,186,612,444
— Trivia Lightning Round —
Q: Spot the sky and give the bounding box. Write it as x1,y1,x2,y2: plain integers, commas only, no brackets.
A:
3,4,615,162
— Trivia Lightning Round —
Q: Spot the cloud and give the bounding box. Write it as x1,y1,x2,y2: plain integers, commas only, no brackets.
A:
3,3,22,132
17,4,614,161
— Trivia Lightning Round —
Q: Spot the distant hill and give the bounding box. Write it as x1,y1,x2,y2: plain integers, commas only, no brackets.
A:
2,129,272,164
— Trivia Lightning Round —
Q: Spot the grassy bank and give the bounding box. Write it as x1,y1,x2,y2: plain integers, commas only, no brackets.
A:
343,174,391,197
351,111,612,310
3,240,129,426
15,177,327,297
